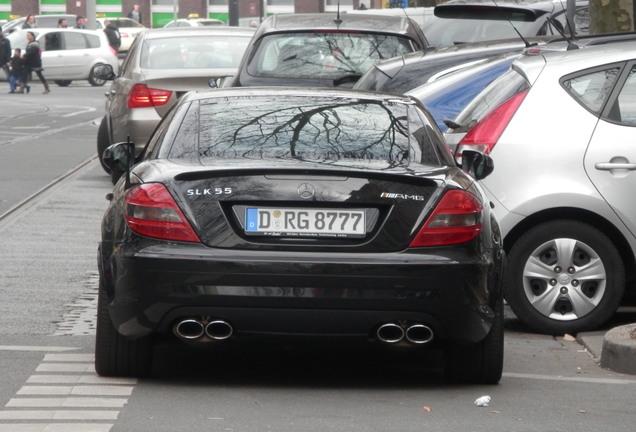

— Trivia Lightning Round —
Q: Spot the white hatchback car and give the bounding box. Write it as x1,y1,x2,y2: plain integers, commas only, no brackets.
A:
8,28,119,87
445,38,636,335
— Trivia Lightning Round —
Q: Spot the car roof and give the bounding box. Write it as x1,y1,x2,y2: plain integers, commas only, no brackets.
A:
253,12,427,44
514,38,636,81
140,25,255,40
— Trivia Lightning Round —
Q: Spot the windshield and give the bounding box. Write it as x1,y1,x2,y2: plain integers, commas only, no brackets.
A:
165,96,439,167
140,35,252,69
246,32,416,79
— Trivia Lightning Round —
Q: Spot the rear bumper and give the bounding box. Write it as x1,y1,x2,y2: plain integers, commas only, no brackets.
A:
102,243,503,344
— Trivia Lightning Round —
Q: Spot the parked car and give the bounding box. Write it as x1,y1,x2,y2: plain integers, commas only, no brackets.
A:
0,14,77,35
96,87,504,383
95,17,147,53
225,12,429,88
354,37,551,96
7,28,119,87
95,26,255,176
405,53,520,131
163,18,225,28
424,0,589,47
445,38,636,335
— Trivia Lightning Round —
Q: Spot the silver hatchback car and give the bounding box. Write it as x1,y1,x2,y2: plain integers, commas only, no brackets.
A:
445,38,636,335
96,26,255,176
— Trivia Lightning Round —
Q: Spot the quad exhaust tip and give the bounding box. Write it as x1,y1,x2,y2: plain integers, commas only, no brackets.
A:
376,322,434,345
174,318,233,342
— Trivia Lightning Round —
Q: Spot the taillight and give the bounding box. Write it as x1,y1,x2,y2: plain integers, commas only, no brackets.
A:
409,190,483,247
453,88,529,162
124,183,200,243
127,84,172,109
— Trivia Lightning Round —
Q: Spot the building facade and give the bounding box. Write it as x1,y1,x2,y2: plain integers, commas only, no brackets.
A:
1,0,420,27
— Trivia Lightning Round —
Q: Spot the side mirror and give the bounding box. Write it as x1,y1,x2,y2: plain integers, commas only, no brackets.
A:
461,150,494,181
103,141,135,174
91,63,116,81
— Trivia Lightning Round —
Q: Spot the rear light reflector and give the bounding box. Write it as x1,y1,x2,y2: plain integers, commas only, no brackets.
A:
454,88,529,162
409,190,483,247
127,84,172,109
124,183,200,243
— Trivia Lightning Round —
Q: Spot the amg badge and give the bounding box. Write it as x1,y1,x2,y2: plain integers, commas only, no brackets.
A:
380,192,425,201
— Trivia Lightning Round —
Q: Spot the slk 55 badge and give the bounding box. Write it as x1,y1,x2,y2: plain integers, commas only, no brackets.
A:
186,188,232,196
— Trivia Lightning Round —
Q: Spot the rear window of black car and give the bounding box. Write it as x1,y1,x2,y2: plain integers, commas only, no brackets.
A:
165,96,442,166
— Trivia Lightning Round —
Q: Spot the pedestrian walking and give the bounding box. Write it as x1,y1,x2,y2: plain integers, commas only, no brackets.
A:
57,18,68,28
103,19,121,52
8,48,28,94
0,29,11,83
127,4,142,24
23,31,49,94
22,14,37,29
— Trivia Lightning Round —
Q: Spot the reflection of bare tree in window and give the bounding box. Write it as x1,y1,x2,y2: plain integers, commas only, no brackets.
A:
197,99,412,165
261,33,412,78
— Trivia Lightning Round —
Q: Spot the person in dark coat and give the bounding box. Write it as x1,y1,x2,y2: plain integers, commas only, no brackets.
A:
103,19,121,52
9,48,28,94
23,31,50,94
0,30,11,82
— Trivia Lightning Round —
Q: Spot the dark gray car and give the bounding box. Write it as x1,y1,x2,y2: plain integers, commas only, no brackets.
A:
227,12,429,88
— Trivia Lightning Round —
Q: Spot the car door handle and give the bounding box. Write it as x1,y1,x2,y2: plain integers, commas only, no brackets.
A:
595,162,636,171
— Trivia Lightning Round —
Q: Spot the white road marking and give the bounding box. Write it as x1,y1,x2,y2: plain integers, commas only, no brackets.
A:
27,375,136,385
1,349,136,431
7,398,128,408
0,410,119,420
0,345,79,352
0,424,113,432
43,353,94,362
17,386,134,396
58,106,97,117
36,363,95,373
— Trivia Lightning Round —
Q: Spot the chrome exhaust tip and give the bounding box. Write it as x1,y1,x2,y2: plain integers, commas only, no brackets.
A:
174,319,205,340
405,324,434,344
205,320,233,340
376,323,405,344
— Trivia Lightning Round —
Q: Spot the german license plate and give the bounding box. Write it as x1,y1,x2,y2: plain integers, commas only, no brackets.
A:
245,208,365,237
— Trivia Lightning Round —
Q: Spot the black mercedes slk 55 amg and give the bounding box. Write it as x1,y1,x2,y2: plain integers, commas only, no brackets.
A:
96,87,505,383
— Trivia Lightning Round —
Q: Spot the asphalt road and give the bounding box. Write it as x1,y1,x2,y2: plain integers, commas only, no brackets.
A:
1,82,636,432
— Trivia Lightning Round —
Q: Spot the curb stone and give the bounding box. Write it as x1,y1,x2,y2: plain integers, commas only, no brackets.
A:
600,323,636,375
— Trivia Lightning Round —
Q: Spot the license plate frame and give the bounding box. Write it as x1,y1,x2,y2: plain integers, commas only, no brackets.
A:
245,207,366,238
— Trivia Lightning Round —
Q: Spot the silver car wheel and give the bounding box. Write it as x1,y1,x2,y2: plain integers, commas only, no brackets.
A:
522,238,606,322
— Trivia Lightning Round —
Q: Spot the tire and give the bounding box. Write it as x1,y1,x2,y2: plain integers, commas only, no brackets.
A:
95,278,154,378
444,300,504,384
505,220,624,335
89,64,107,87
97,116,112,174
54,80,72,87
